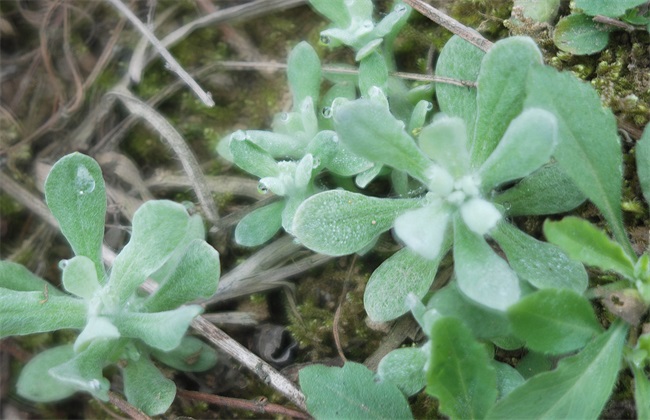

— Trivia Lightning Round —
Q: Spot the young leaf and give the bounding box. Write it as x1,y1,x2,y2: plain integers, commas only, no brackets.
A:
543,217,636,280
62,256,101,300
525,65,632,255
427,317,498,419
151,336,218,372
229,137,280,179
0,260,64,295
292,190,418,256
16,345,78,402
234,201,284,247
492,361,525,401
309,0,349,27
514,0,560,22
377,347,427,397
453,216,521,311
74,316,120,352
636,124,650,204
488,321,627,419
507,289,602,354
287,41,321,109
418,115,470,178
633,364,650,420
365,246,445,322
359,51,388,96
299,361,413,419
44,152,106,279
492,222,588,293
553,14,610,55
515,350,552,379
394,202,451,260
472,37,543,165
574,0,648,18
122,355,176,416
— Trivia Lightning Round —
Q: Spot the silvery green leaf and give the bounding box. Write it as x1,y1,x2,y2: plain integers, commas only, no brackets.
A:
122,354,176,416
636,124,650,204
365,246,445,322
281,193,308,234
407,100,433,133
295,153,315,189
0,288,86,337
355,38,383,61
334,99,432,183
513,0,560,22
287,41,321,109
453,215,520,311
478,108,558,191
62,256,101,300
377,347,426,397
44,152,106,279
372,2,410,40
359,51,388,95
235,201,284,247
472,37,543,166
74,316,120,352
300,97,319,139
492,361,525,400
107,200,191,302
394,201,451,260
17,345,78,402
418,115,470,178
306,130,339,168
229,137,280,179
492,222,588,293
327,141,374,176
459,197,502,236
151,336,218,372
355,164,383,188
292,190,418,256
575,0,648,17
143,239,220,312
0,260,64,295
235,130,304,159
553,14,611,55
492,162,586,216
309,0,349,27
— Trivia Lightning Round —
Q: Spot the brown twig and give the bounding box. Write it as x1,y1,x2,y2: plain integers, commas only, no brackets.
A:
107,391,152,420
177,389,311,419
592,15,637,32
403,0,493,52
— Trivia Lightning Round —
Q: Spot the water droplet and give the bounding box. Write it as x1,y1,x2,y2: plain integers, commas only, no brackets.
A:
332,135,339,143
503,202,512,211
75,165,96,195
258,181,269,194
58,259,69,270
89,379,102,391
320,35,330,45
312,157,321,168
425,102,433,111
321,106,333,119
395,4,407,13
361,20,374,30
232,130,247,141
279,112,290,122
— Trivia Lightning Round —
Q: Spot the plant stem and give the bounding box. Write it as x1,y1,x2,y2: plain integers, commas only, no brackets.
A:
177,389,311,418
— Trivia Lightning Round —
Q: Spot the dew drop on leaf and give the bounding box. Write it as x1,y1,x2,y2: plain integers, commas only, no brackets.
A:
322,107,333,119
58,259,69,269
258,181,270,194
395,4,407,13
320,35,331,45
232,130,247,141
279,112,290,122
75,165,96,195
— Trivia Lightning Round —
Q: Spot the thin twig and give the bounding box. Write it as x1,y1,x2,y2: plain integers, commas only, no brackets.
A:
104,0,215,107
107,391,152,420
177,389,311,418
592,15,637,32
403,0,493,52
333,256,357,362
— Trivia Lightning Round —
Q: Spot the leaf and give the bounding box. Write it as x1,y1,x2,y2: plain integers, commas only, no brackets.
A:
543,217,636,280
472,37,543,165
525,65,632,255
0,260,64,295
74,316,120,352
151,336,218,372
507,289,602,354
633,364,650,420
62,256,101,299
575,0,648,17
377,347,427,397
44,152,106,279
514,0,560,22
478,108,558,191
326,141,375,176
229,137,280,179
365,246,444,322
492,162,586,216
418,115,470,178
300,361,413,419
0,288,86,338
143,239,220,312
287,41,321,109
515,350,552,379
393,202,451,260
492,361,525,401
17,345,78,402
359,51,388,96
553,14,610,55
122,355,176,416
292,190,418,256
637,124,650,205
453,215,521,311
426,317,498,419
488,321,627,419
309,0,349,27
491,221,588,293
334,99,432,183
234,201,284,247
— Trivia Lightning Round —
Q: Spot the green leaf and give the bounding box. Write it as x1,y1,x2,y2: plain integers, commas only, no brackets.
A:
292,190,418,256
418,115,470,178
122,355,176,416
553,14,610,55
543,217,636,280
507,289,602,354
62,256,101,300
377,347,427,397
17,345,78,402
287,41,321,109
365,246,444,322
114,305,203,351
492,222,588,293
74,316,120,352
300,361,413,419
478,108,558,191
426,317,497,419
513,0,560,22
334,99,432,183
44,152,106,279
525,65,632,255
575,0,648,17
515,350,552,379
633,364,650,420
488,321,627,419
492,361,525,400
493,162,586,216
0,288,86,337
144,239,220,312
472,37,543,165
394,202,451,260
151,336,218,372
637,124,650,205
229,137,280,179
453,216,521,311
108,200,191,302
0,260,64,295
234,201,284,247
359,51,388,96
309,0,349,27
327,141,375,176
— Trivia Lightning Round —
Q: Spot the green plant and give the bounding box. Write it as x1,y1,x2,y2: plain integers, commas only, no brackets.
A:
1,153,220,416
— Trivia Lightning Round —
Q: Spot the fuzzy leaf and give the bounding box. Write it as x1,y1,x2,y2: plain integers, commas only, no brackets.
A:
453,216,520,311
488,322,627,419
122,355,176,416
292,190,418,256
377,347,427,397
288,41,321,109
492,361,525,401
229,137,280,179
637,124,650,204
235,201,284,247
472,37,543,165
394,202,451,260
418,115,470,178
365,246,445,322
543,217,636,280
151,336,218,372
359,51,388,95
514,0,560,22
327,142,375,176
300,361,413,419
427,317,497,419
0,260,64,295
309,0,349,27
633,364,650,420
575,0,648,17
44,152,106,279
492,222,588,293
553,14,610,55
62,256,101,300
507,289,602,354
17,345,78,402
74,316,120,352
